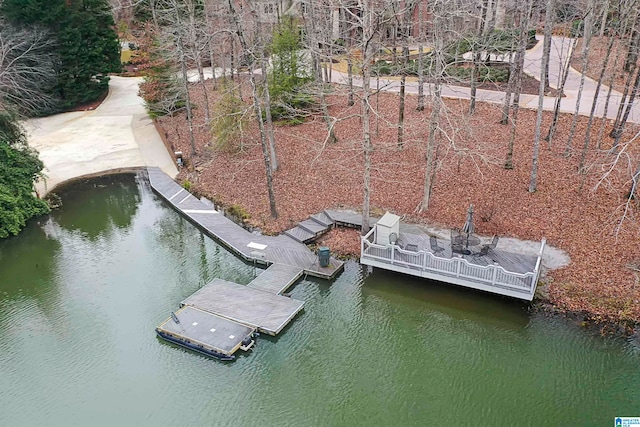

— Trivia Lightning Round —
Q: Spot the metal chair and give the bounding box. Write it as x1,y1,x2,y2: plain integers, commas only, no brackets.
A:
429,235,445,256
450,229,463,253
476,235,498,260
485,235,499,250
475,246,490,257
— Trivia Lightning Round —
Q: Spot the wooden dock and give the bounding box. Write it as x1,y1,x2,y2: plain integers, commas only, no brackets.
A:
248,264,303,295
147,167,344,280
182,278,305,335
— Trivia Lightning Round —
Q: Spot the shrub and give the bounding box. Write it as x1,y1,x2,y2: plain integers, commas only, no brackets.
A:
211,82,247,152
228,204,249,221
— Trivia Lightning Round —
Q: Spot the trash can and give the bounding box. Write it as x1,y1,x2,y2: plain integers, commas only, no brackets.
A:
318,246,330,268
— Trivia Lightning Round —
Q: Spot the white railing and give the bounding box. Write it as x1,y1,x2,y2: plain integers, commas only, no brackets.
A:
361,233,546,298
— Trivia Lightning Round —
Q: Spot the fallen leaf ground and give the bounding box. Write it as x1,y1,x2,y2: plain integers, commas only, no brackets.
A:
158,78,640,326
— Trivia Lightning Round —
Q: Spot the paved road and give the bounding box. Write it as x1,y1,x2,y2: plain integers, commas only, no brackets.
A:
330,35,639,124
25,76,178,196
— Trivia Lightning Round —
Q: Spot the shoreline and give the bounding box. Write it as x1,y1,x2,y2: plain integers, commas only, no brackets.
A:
187,185,639,337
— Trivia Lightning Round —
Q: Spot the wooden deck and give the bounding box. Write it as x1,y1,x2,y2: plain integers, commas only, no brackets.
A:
182,278,305,335
248,264,303,295
361,225,545,301
147,167,344,280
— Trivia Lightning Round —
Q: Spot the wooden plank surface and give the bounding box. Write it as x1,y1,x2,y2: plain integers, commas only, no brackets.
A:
397,231,537,274
248,264,304,294
182,279,305,335
147,167,344,279
324,209,379,228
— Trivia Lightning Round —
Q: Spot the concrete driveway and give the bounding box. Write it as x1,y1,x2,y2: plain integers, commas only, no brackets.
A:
25,76,178,196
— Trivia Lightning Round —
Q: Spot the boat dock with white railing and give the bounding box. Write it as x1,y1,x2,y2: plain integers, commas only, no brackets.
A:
361,213,546,301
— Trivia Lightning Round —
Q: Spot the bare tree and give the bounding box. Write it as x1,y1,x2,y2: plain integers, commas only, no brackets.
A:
397,1,415,148
0,22,57,116
227,0,278,218
358,0,376,234
565,0,595,157
469,0,490,115
416,1,426,111
419,0,447,212
529,0,554,193
545,38,577,146
503,0,533,169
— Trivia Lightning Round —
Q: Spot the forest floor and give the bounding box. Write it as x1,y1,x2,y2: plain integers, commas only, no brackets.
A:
571,36,635,93
158,78,640,331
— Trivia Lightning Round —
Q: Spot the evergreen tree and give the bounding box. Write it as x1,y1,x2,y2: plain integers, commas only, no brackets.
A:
0,113,49,238
268,16,314,121
1,0,121,112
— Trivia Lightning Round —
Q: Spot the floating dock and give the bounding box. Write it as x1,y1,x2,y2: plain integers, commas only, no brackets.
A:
182,278,305,336
156,306,256,360
147,167,352,358
247,263,303,295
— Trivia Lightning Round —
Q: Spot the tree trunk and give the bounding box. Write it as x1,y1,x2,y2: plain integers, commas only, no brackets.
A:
250,68,278,218
624,18,640,73
565,1,594,157
196,60,210,124
529,0,554,192
599,0,609,37
416,2,425,112
417,43,425,111
610,66,640,153
175,24,196,158
347,55,355,106
545,38,577,145
376,71,380,135
504,1,531,166
208,38,217,90
578,35,614,166
360,3,373,234
260,59,278,171
500,22,520,124
597,14,627,148
227,0,277,217
470,0,489,115
398,44,408,148
419,20,444,212
542,1,554,90
504,63,523,169
420,80,441,212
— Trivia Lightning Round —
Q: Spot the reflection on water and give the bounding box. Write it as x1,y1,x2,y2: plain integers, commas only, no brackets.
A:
51,175,141,239
0,173,638,427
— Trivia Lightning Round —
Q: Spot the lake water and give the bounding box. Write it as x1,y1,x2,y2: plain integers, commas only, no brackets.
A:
0,173,638,426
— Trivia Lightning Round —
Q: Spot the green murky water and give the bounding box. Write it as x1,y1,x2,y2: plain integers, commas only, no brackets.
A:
0,173,638,426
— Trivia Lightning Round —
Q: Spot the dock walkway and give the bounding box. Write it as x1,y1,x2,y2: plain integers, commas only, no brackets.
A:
147,167,344,280
248,264,303,295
